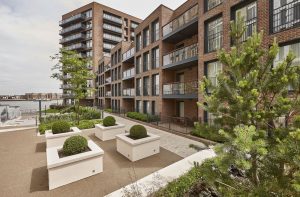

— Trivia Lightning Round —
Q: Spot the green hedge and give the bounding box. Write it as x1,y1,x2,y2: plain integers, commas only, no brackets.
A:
126,112,148,122
191,123,225,142
63,136,88,156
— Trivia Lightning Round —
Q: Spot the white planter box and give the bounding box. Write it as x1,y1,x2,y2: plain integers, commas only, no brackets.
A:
116,133,160,162
95,122,125,141
45,127,82,148
47,140,104,190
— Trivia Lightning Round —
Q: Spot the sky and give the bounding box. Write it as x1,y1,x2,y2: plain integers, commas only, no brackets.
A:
0,0,186,95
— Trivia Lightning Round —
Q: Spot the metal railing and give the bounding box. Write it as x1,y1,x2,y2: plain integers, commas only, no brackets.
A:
123,88,135,96
103,23,122,33
61,84,73,89
103,33,122,42
163,43,198,66
272,0,300,33
65,43,86,51
206,31,223,53
103,13,122,24
62,93,75,98
123,68,135,79
122,47,135,61
60,23,85,35
163,81,198,95
241,17,257,42
59,13,86,26
61,74,72,80
59,33,85,44
163,4,198,36
105,91,112,97
105,77,111,84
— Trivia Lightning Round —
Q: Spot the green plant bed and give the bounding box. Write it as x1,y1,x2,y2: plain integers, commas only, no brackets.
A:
191,123,225,143
39,123,53,135
126,112,148,122
44,108,61,114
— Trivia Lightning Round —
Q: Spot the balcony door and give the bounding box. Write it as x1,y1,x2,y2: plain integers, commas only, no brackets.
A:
177,101,185,118
176,73,184,95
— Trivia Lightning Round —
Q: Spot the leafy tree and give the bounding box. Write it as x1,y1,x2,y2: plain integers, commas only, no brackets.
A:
198,16,300,196
51,48,95,124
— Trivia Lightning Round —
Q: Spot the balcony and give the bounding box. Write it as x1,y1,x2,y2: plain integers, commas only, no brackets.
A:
272,1,300,33
59,33,85,45
62,93,75,98
123,88,135,98
162,4,198,43
65,43,86,51
123,68,135,80
122,47,135,62
163,43,198,70
103,33,122,44
163,81,198,99
59,23,85,36
61,74,72,80
105,64,111,72
103,13,122,25
105,91,112,97
59,14,86,27
60,84,73,89
103,23,122,34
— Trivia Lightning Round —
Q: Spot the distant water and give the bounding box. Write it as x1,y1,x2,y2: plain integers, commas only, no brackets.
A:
0,100,63,112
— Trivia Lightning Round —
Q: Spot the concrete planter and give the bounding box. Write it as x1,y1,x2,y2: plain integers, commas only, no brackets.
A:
116,133,160,162
47,140,104,190
45,127,81,148
95,122,125,141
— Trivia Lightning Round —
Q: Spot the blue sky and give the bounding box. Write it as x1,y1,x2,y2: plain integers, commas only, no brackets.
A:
0,0,186,95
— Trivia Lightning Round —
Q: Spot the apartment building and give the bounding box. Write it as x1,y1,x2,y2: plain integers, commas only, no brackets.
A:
93,0,300,126
59,2,142,106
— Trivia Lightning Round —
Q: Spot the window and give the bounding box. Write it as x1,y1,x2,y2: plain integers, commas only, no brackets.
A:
273,0,300,33
206,61,222,88
151,20,160,42
143,52,150,72
143,27,150,47
143,101,150,114
235,2,257,41
206,17,223,53
152,74,159,96
136,33,142,51
206,0,223,11
152,47,160,69
143,76,150,96
136,78,142,96
151,101,156,115
136,56,142,74
86,30,92,39
136,100,142,113
274,41,300,90
86,40,92,48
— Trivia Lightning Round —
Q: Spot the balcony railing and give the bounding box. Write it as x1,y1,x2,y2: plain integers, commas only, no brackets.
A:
131,23,139,29
61,84,73,89
65,43,86,51
103,23,122,33
61,75,72,80
105,91,112,97
163,43,198,66
122,47,135,61
123,68,135,79
59,23,85,35
272,0,300,33
206,31,223,53
62,93,75,98
103,13,122,24
241,17,257,42
103,33,122,42
123,88,135,97
59,14,86,26
59,33,85,44
163,81,198,96
163,4,198,37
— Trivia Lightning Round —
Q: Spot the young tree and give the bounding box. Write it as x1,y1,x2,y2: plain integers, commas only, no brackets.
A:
51,48,95,124
198,16,300,195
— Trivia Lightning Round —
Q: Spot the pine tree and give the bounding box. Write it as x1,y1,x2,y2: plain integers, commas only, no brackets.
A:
198,16,300,196
51,48,95,124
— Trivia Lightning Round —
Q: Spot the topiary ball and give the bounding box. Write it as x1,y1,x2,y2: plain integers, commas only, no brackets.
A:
129,125,147,139
103,116,116,127
52,120,70,134
63,136,88,156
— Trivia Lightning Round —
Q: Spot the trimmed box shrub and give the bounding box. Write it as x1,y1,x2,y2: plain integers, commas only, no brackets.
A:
52,120,71,134
63,136,88,156
129,125,147,139
103,116,116,127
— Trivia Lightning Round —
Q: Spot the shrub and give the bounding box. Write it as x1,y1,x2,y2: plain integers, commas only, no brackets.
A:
63,136,88,156
191,123,225,142
81,108,101,120
103,116,116,127
52,120,71,134
126,112,148,122
38,123,52,134
50,104,66,110
129,125,148,139
77,120,95,130
293,115,300,128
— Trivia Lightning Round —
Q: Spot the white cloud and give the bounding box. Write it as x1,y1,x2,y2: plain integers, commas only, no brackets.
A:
0,0,186,95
